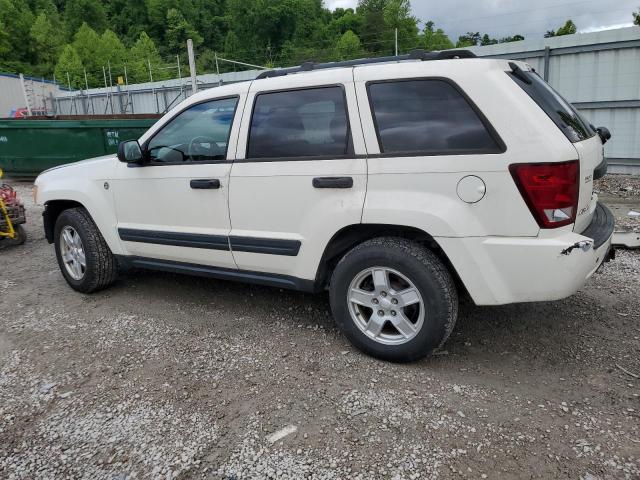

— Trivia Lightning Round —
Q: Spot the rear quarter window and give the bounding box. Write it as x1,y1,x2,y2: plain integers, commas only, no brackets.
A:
367,79,504,155
508,69,596,143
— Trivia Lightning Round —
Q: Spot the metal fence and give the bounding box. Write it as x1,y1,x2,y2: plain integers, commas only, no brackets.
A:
469,26,640,175
51,70,261,117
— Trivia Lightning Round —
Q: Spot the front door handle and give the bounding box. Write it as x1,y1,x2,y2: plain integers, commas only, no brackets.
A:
190,179,221,189
312,177,353,189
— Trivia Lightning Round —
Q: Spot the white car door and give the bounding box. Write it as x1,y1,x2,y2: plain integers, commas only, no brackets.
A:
228,69,367,284
112,92,246,269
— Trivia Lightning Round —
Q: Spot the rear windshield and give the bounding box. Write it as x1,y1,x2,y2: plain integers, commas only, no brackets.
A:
509,69,596,143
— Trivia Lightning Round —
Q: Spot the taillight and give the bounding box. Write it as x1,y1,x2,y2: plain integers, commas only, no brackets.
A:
509,160,580,228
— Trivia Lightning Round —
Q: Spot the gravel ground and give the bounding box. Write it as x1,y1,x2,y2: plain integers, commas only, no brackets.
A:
595,175,640,232
1,181,639,480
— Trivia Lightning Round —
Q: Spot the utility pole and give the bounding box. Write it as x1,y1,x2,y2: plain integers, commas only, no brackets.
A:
84,69,94,115
176,54,185,100
187,38,197,95
215,52,221,86
67,72,77,115
395,28,399,56
102,66,111,114
124,64,133,114
107,60,114,114
52,74,58,115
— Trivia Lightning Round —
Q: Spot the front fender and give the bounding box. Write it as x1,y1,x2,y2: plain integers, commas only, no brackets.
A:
35,160,123,255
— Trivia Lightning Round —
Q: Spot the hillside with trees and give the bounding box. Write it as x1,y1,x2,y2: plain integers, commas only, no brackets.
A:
0,0,636,88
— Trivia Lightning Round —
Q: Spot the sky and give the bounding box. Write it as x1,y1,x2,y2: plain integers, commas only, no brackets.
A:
325,0,638,41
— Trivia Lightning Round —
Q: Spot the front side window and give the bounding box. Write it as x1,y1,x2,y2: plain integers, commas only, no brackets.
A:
147,97,238,163
367,79,503,155
247,86,351,159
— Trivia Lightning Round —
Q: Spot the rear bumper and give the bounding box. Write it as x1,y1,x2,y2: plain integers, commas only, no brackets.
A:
580,202,614,249
437,203,615,305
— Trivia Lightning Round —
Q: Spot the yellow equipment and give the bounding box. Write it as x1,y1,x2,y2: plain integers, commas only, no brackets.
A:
0,168,27,245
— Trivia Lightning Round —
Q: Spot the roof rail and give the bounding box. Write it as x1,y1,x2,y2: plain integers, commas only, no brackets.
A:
255,49,476,80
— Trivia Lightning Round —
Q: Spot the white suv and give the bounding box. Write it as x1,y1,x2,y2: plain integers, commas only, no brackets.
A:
35,50,615,362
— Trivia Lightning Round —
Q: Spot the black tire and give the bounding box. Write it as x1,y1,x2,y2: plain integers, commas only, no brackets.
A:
54,208,118,293
329,237,458,362
5,224,27,246
14,224,27,245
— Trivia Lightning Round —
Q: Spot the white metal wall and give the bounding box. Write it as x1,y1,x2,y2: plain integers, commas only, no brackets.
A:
0,74,62,118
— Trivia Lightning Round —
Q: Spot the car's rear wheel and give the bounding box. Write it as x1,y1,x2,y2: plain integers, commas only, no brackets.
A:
54,208,118,293
330,237,458,362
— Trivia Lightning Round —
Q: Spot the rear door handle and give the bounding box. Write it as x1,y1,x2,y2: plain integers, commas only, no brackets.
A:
312,177,353,189
190,179,221,189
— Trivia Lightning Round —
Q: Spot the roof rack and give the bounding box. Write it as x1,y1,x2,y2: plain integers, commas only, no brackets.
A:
255,49,476,80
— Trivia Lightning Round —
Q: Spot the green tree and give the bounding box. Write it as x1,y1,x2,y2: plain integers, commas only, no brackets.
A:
383,0,419,53
328,8,361,38
145,0,173,42
105,0,149,45
633,7,639,25
128,31,168,83
456,32,480,48
555,20,577,36
64,0,107,36
0,20,10,57
54,44,84,88
500,34,525,43
72,23,101,84
481,34,497,46
189,0,227,56
97,29,128,81
357,0,387,54
423,21,454,51
30,12,64,74
0,0,35,72
165,8,203,54
334,30,364,60
223,30,242,60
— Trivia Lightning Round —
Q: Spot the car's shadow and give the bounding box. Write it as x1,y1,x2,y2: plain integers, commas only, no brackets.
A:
105,266,609,372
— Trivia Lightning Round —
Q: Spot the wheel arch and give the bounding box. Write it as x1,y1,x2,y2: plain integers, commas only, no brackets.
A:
43,199,85,243
43,199,121,257
314,224,466,295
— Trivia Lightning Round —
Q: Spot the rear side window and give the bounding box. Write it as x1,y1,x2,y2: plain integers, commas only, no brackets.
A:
367,79,503,155
247,86,351,159
508,69,595,143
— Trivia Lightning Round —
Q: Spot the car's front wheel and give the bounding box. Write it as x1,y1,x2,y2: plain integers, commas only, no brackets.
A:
329,237,458,362
54,208,118,293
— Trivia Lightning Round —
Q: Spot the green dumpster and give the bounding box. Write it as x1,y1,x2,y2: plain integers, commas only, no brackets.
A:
0,117,158,177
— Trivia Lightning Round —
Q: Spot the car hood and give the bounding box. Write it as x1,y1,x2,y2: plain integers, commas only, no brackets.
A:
40,154,117,175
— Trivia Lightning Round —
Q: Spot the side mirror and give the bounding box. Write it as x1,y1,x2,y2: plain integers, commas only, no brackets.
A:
596,126,611,145
117,140,144,164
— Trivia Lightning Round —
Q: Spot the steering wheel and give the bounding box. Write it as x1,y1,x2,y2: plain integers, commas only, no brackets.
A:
187,136,222,159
